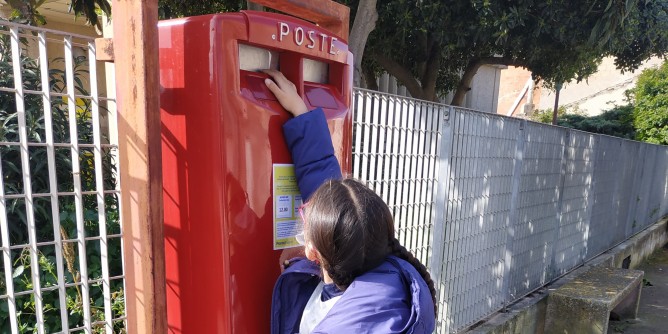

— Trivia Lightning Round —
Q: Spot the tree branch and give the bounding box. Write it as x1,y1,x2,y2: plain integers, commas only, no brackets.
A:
372,52,425,99
451,56,525,106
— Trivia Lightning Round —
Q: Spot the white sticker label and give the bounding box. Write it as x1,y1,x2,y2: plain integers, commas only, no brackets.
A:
276,195,292,219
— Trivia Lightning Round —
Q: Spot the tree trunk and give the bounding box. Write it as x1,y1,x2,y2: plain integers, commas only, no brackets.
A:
348,0,378,87
363,62,378,90
552,83,562,125
452,57,522,106
373,51,427,99
451,59,483,106
419,43,440,101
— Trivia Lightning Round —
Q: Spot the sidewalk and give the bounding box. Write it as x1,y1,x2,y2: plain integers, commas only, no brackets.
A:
608,244,668,333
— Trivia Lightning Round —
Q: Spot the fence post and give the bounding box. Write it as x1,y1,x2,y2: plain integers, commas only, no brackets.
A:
583,135,598,263
112,0,167,332
430,105,453,324
549,129,570,280
501,119,525,306
625,144,645,238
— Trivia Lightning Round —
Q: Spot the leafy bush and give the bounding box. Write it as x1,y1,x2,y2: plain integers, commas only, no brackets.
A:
529,105,578,124
558,105,636,139
530,104,636,140
0,32,124,333
632,61,668,145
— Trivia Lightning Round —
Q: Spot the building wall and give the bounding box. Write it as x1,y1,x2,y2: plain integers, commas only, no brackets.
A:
538,56,663,116
497,66,541,117
374,64,504,114
465,64,504,113
497,57,663,118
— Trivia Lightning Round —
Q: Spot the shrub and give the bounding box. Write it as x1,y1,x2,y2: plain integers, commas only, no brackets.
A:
0,32,124,333
530,103,636,140
632,61,668,145
558,105,636,139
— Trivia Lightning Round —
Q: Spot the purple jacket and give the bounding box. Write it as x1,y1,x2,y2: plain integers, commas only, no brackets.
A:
273,109,435,333
271,256,435,334
282,108,342,201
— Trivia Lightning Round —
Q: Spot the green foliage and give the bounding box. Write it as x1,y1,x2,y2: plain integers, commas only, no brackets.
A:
158,0,243,19
0,34,124,333
560,105,636,139
68,0,111,27
531,104,636,140
530,106,571,124
632,61,668,144
345,0,668,102
4,0,110,27
3,0,48,25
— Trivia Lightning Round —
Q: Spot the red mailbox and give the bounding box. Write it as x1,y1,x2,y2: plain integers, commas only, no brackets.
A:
158,8,353,334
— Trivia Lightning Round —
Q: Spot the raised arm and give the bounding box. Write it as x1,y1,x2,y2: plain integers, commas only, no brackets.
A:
264,70,342,201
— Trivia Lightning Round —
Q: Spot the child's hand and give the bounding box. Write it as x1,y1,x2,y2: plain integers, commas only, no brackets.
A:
279,246,305,272
263,69,308,117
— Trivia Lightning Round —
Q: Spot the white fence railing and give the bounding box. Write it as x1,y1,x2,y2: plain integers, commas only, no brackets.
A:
0,20,124,333
352,88,668,333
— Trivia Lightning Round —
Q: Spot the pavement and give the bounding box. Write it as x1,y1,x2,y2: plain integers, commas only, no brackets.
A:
608,243,668,333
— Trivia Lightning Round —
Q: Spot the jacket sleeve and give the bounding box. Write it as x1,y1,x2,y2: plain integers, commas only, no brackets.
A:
283,108,342,201
271,258,321,334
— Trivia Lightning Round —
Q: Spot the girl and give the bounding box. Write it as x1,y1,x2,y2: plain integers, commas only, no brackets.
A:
264,70,436,334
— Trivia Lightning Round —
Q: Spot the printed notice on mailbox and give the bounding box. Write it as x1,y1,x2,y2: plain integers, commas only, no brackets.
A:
273,164,303,249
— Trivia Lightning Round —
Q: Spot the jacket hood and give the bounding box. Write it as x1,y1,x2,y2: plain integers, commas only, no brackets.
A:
271,256,435,334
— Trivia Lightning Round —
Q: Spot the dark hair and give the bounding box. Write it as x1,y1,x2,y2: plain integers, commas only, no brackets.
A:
305,178,438,316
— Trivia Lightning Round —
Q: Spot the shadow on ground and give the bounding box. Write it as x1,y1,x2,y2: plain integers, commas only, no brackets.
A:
608,244,668,333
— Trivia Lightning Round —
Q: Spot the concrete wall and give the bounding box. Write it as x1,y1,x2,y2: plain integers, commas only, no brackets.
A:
468,216,668,334
465,64,504,113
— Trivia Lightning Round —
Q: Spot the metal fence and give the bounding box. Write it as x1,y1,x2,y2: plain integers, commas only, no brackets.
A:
352,88,668,333
0,21,124,333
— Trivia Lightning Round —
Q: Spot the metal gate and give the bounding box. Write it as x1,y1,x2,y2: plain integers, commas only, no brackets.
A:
0,20,124,333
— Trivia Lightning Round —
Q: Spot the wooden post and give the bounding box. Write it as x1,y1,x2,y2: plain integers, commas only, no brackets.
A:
112,0,167,333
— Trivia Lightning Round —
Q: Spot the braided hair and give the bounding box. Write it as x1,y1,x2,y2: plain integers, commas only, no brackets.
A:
304,178,437,317
389,238,438,317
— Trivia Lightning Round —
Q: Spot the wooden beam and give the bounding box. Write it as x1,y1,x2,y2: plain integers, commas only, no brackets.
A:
112,0,167,333
250,0,350,41
94,38,114,62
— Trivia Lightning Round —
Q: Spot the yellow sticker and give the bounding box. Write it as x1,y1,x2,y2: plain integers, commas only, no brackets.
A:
273,164,303,250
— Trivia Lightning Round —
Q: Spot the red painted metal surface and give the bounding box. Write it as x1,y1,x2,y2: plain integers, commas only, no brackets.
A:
158,11,352,334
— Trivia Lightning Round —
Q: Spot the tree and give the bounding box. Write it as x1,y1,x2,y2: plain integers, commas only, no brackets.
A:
158,0,242,19
7,0,376,88
355,0,668,103
336,0,378,87
632,61,668,144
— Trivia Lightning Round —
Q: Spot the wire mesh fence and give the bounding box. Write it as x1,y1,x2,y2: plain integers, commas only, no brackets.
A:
0,20,124,333
351,88,668,333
